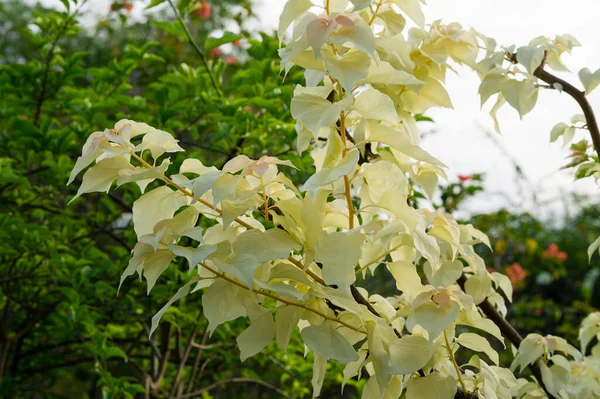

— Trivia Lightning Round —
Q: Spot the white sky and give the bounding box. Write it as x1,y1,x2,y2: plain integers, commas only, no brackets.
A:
37,0,600,217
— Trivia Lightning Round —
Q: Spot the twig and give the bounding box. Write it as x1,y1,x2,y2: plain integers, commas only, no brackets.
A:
185,328,210,395
444,329,467,393
178,377,293,399
33,0,89,126
166,0,223,98
169,323,199,397
199,261,367,334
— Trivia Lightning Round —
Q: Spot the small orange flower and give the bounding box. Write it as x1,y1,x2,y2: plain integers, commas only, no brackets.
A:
542,243,567,261
505,262,527,287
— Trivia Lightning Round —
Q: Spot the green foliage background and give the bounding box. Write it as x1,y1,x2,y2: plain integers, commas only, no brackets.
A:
0,0,598,398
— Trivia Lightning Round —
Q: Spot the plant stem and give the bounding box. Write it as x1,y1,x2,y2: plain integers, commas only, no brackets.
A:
336,82,355,230
340,111,354,230
130,151,390,334
444,329,468,393
166,0,224,98
368,0,384,26
199,262,367,334
355,244,403,275
33,0,90,126
260,178,269,221
130,152,327,286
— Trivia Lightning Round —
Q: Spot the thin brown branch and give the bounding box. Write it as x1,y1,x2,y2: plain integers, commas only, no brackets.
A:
169,323,199,398
33,0,89,126
166,0,223,98
184,328,210,395
178,377,293,399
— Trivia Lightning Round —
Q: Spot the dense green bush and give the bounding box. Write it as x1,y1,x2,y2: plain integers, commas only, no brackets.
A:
0,1,346,397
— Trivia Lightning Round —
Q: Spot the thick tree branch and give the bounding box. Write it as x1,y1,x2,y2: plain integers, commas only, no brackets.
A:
534,66,600,159
509,51,600,160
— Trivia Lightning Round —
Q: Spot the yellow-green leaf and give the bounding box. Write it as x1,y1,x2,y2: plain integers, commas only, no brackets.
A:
388,334,434,374
406,373,456,399
301,324,359,364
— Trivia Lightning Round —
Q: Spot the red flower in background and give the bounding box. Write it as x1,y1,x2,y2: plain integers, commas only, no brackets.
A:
233,39,242,47
209,47,221,57
193,2,211,19
542,243,568,261
110,1,133,12
225,56,239,65
505,262,527,287
458,174,472,182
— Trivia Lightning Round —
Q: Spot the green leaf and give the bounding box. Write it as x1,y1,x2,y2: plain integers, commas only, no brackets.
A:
500,78,538,119
302,148,359,199
103,346,128,361
146,0,167,10
278,0,314,43
205,31,244,51
312,355,327,398
588,236,600,262
511,334,545,372
237,307,275,361
406,373,457,399
479,71,506,106
354,88,400,124
456,332,499,365
323,49,370,93
70,157,134,203
213,254,259,290
142,250,176,293
150,279,197,336
150,20,185,37
390,0,424,28
578,67,600,94
301,324,359,364
516,46,545,75
314,229,364,291
291,94,352,135
168,244,217,272
202,279,249,335
59,0,70,12
388,335,435,374
275,306,302,351
233,229,301,263
132,186,188,239
407,301,460,342
464,273,492,305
